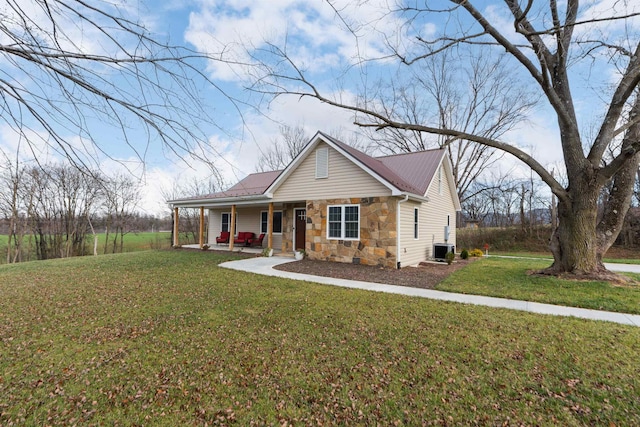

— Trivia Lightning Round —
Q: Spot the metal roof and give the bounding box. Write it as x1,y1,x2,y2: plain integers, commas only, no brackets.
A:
169,133,447,205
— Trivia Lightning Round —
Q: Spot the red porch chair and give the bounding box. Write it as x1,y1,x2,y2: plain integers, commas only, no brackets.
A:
216,231,230,244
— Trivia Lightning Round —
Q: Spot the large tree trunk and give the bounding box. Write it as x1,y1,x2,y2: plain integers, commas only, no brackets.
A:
548,189,607,276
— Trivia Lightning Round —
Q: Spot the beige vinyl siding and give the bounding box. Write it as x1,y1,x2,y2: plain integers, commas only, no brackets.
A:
272,142,391,202
398,164,457,266
398,200,427,266
208,207,282,249
422,164,457,257
208,210,225,242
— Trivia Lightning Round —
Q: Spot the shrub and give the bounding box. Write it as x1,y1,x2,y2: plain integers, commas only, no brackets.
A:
460,249,469,260
445,251,455,265
469,248,484,257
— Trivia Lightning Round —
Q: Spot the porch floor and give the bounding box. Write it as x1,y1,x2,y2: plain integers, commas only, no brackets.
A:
181,244,291,256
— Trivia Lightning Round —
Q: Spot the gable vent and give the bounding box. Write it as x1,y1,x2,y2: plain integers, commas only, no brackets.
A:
316,147,328,179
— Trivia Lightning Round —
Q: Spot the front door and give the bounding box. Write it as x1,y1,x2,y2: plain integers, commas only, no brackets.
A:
294,208,306,251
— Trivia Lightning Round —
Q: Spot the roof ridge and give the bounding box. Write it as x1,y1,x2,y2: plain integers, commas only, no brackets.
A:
375,148,444,159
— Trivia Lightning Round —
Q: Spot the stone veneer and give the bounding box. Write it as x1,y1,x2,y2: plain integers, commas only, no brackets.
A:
306,197,397,268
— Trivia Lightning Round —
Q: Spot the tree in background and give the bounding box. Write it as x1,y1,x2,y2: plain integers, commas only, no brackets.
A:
235,0,640,279
102,173,141,254
0,159,152,262
256,124,310,172
361,48,537,205
0,150,26,262
19,164,102,260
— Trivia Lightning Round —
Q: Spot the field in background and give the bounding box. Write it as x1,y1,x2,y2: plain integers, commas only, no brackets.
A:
0,232,174,264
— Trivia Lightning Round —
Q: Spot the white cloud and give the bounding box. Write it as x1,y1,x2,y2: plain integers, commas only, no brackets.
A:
184,0,403,81
136,90,361,216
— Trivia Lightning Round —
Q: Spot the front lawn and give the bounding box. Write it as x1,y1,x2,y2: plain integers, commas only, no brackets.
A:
438,257,640,314
1,251,639,425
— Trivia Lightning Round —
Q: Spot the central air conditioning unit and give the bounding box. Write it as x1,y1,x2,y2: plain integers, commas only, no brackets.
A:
433,243,455,261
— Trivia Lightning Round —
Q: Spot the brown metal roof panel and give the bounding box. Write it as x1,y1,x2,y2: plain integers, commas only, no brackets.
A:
175,170,282,201
377,149,445,195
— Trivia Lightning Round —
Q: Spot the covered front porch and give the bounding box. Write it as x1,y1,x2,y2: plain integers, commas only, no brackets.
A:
170,199,307,254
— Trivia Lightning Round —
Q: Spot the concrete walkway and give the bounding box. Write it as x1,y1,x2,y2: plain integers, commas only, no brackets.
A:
219,256,640,327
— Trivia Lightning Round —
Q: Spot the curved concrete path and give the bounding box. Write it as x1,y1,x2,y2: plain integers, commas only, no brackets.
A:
219,257,640,327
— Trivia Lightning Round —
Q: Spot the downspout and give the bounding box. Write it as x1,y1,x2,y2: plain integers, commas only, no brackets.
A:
396,195,409,269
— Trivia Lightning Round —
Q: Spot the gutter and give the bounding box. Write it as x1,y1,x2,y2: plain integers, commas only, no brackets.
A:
396,194,409,269
168,194,271,208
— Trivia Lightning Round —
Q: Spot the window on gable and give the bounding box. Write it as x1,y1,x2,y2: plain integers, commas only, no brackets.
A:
260,210,283,234
327,204,359,240
414,208,419,239
316,147,328,179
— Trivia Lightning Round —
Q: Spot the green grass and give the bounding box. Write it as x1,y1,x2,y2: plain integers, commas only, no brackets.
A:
491,251,640,265
0,232,174,263
439,257,640,314
1,251,639,425
490,250,640,264
96,231,174,252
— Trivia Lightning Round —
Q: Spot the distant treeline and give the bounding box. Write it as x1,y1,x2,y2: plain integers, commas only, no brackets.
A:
0,162,174,263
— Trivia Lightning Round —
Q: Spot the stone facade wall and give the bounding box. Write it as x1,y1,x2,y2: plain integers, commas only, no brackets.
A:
306,197,397,268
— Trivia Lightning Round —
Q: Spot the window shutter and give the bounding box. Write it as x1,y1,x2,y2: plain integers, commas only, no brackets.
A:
316,147,328,179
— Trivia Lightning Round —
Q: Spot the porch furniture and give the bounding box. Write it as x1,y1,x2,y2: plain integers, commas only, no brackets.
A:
216,231,230,244
248,233,265,247
233,231,254,246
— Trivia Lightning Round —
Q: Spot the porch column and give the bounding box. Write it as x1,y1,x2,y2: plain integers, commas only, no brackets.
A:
173,207,179,247
229,204,236,251
267,202,274,249
199,206,205,248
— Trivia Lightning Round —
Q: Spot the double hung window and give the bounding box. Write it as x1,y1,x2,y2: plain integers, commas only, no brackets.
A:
260,211,282,234
327,205,359,240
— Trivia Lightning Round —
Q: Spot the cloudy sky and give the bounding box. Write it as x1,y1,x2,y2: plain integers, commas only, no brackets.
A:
2,0,638,215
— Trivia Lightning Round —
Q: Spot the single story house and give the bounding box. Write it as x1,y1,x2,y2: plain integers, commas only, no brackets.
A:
169,131,461,268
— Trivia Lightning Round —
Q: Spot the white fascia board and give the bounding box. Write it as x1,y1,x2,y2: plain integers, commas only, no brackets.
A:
443,156,462,211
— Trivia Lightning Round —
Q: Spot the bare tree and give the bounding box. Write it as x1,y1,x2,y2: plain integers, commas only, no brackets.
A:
234,1,640,279
0,0,236,168
0,150,26,262
102,173,141,254
20,164,101,260
256,124,310,172
362,48,536,203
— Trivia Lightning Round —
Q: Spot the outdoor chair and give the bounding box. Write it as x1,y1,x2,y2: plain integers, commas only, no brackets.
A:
216,231,230,244
233,232,254,246
248,233,265,247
